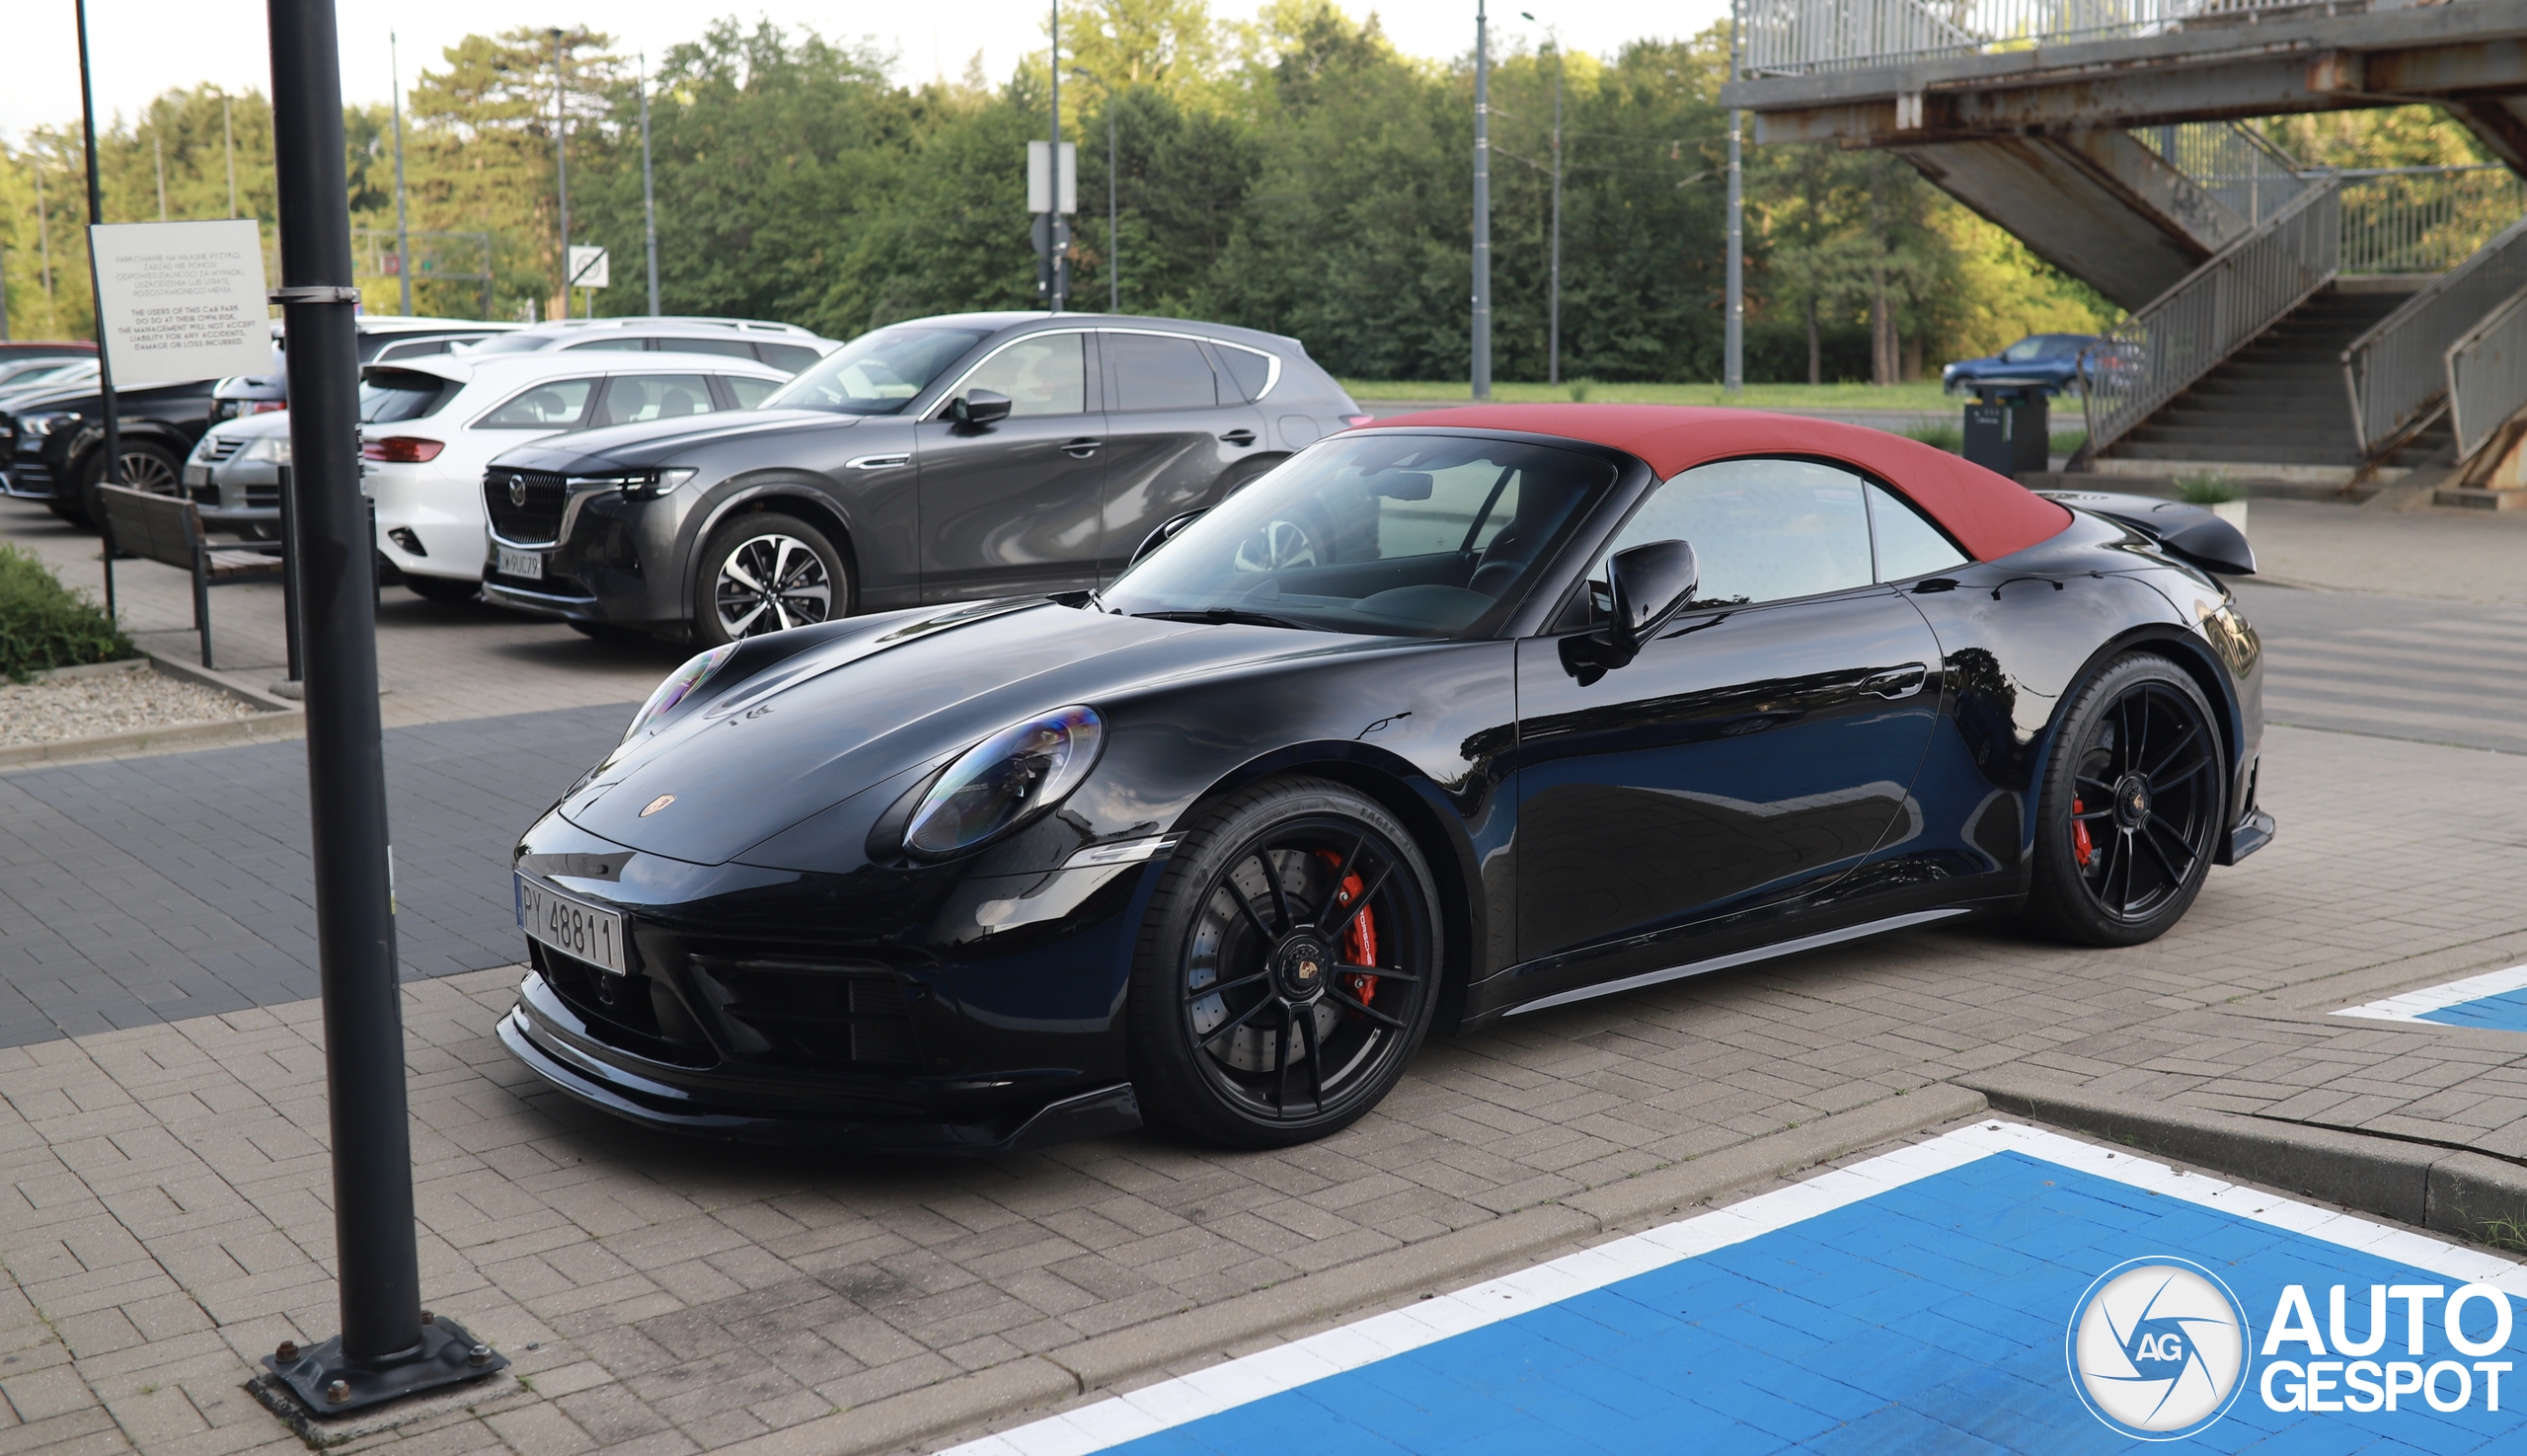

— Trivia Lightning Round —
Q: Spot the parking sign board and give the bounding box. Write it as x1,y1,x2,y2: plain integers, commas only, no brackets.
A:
88,219,273,384
567,245,610,289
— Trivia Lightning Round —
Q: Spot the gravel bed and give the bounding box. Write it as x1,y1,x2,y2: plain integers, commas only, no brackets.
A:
0,668,262,746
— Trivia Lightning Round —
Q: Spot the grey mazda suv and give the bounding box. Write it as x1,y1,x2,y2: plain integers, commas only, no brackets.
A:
477,312,1368,644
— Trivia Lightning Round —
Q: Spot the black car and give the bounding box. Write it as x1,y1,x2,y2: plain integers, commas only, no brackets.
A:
0,375,219,525
476,312,1370,644
498,405,2272,1153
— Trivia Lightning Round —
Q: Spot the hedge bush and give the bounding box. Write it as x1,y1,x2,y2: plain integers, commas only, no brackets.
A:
0,546,137,683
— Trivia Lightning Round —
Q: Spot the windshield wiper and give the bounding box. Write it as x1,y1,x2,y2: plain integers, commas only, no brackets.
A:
1132,608,1309,631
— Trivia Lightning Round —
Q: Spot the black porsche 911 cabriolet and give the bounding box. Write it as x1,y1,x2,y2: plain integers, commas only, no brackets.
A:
500,404,2269,1152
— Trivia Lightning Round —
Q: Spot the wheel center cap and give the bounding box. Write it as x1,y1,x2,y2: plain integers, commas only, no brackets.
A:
1273,935,1332,1000
2113,774,2151,827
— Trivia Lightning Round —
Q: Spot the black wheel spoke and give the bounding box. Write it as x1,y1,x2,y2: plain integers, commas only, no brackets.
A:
2136,823,2186,889
1297,1005,1327,1111
2151,754,2211,787
1200,993,1278,1045
2144,724,2199,782
2071,806,2115,821
1323,862,1393,942
2113,830,2139,914
1258,852,1294,933
1232,886,1277,944
1273,1004,1295,1112
2075,773,2119,798
2126,691,2151,772
1329,984,1406,1029
1188,968,1271,1005
1336,962,1416,984
1316,833,1368,923
2143,817,2197,881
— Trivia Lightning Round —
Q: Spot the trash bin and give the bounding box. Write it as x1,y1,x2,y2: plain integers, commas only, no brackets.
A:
1962,390,2048,480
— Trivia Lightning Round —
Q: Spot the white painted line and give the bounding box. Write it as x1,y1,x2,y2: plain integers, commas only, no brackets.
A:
2336,961,2527,1023
939,1118,2523,1455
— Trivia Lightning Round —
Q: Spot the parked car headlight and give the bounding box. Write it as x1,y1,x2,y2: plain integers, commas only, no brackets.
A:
244,435,293,464
903,706,1104,861
622,643,737,742
20,412,79,438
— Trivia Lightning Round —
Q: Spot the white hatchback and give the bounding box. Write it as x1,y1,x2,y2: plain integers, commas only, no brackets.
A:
360,351,789,598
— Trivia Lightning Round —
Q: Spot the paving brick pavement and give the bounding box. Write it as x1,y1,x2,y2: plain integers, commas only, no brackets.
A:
1,720,2526,1454
0,703,628,1047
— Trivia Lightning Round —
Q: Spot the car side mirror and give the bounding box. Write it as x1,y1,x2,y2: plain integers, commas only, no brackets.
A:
1129,508,1206,567
950,388,1012,425
1562,539,1697,685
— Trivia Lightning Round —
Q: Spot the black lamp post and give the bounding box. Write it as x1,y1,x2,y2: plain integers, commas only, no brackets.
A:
255,0,507,1414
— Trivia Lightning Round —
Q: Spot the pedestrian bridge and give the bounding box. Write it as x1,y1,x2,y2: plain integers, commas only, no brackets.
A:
1723,0,2527,489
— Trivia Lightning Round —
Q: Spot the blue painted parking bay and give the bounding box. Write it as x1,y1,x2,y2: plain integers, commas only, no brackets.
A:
950,1122,2527,1455
2337,963,2527,1034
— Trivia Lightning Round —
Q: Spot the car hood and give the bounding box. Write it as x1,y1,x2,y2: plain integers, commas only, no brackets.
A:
555,600,1410,867
491,409,870,473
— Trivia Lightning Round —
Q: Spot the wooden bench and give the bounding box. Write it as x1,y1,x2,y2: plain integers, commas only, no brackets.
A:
98,484,285,669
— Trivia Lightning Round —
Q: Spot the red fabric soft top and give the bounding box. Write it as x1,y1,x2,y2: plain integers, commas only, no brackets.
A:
1360,404,2072,563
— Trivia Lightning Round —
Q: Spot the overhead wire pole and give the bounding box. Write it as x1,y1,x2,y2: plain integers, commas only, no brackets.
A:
641,54,659,316
551,28,570,320
390,33,413,315
257,0,505,1412
1724,0,1745,395
73,0,122,522
1471,0,1492,401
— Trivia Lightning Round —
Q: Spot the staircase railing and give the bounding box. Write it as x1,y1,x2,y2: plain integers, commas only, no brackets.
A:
2132,122,2310,227
2082,180,2340,455
2339,166,2527,274
2340,214,2527,456
1739,0,2425,77
2445,283,2527,460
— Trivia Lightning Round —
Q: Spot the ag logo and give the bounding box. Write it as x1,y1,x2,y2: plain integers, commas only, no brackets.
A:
2067,1257,2252,1439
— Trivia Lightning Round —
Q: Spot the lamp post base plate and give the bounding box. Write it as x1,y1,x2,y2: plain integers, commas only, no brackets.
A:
259,1316,508,1415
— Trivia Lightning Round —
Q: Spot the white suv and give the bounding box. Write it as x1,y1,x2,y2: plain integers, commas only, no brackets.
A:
456,317,836,375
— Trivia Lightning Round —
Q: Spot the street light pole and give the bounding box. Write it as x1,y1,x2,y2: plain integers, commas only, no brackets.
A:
1107,99,1117,312
390,33,413,315
257,0,506,1413
1048,0,1068,314
641,54,659,317
551,28,570,321
1724,0,1744,395
73,0,122,507
1523,14,1564,386
1472,0,1492,401
223,94,239,218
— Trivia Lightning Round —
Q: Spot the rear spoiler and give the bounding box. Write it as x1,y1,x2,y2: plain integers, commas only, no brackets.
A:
2034,490,2255,576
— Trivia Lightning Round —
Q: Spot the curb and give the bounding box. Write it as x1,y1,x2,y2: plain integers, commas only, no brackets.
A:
0,652,304,771
1960,1070,2527,1247
722,1083,1990,1456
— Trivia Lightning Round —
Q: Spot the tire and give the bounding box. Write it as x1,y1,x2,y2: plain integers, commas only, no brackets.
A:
692,511,845,646
78,441,186,529
406,575,478,604
2022,652,2228,947
1126,777,1442,1148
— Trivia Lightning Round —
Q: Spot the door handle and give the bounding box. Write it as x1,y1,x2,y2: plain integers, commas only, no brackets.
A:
1220,429,1257,447
1063,437,1102,458
1863,663,1930,699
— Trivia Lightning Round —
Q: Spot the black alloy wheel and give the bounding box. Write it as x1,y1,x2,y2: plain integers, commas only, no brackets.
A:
694,511,846,646
75,441,186,527
2024,653,2227,946
1128,778,1440,1148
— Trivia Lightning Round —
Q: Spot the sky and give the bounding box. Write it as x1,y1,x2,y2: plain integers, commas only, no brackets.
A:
4,0,1725,140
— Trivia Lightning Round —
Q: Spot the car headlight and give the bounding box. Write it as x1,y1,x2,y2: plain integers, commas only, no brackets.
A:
244,435,292,464
21,412,79,438
622,643,736,742
577,468,697,500
903,706,1104,861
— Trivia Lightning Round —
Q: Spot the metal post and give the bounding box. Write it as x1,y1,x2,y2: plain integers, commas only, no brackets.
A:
391,34,413,316
1049,0,1067,314
74,0,122,519
551,29,570,321
1472,0,1492,401
641,54,659,317
1548,39,1563,386
224,95,238,218
1724,0,1744,395
256,0,502,1413
1108,100,1118,313
155,134,169,222
277,464,302,687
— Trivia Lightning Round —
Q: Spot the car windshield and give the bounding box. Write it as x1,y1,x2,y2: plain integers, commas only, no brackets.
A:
763,327,988,415
359,369,453,423
461,333,556,355
1101,433,1613,639
2000,338,2047,363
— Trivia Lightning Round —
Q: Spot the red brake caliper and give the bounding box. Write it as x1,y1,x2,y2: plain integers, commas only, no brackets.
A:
2072,798,2095,868
1315,851,1378,1005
